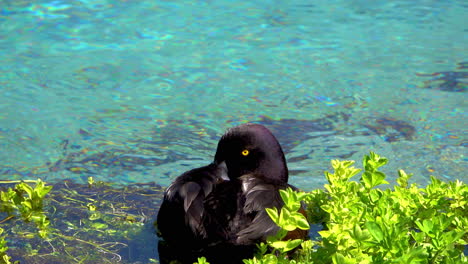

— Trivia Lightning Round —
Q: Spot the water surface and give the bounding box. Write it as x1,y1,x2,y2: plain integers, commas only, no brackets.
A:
0,1,466,261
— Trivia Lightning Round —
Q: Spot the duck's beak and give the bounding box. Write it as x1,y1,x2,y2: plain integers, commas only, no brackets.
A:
217,161,230,181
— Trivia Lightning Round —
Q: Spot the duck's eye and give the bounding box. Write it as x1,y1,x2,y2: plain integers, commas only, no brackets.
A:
241,149,249,156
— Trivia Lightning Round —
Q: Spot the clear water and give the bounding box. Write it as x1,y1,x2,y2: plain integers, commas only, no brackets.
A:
1,0,466,191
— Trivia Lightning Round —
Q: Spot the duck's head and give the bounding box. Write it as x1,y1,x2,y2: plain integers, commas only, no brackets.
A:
214,123,288,183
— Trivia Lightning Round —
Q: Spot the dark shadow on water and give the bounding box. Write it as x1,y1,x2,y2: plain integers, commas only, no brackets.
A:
415,62,467,92
119,222,160,263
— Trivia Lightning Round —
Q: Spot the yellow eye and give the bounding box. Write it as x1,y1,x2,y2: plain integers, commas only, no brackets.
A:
241,149,249,156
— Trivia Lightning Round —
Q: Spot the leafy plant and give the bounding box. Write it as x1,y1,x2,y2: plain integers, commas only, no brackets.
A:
245,152,467,264
0,227,18,264
265,188,309,252
195,256,210,264
0,179,52,264
0,179,52,238
1,179,163,263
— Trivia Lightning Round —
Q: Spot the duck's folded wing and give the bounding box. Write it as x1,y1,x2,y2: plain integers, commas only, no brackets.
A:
235,176,285,244
176,181,206,233
157,163,227,241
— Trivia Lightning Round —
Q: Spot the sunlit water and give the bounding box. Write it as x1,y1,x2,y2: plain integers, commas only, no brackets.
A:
1,0,466,194
1,0,467,263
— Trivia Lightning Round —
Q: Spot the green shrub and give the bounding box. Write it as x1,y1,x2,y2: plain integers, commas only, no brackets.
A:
242,152,467,264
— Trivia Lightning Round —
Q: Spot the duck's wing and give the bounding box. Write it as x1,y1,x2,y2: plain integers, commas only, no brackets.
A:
156,163,228,244
235,175,308,245
234,175,286,244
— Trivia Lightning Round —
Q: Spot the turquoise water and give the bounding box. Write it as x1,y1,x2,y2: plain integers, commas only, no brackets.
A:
1,0,466,192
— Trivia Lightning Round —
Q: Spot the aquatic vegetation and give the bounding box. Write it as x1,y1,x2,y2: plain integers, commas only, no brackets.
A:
0,227,16,264
0,179,51,263
0,179,52,238
0,179,164,264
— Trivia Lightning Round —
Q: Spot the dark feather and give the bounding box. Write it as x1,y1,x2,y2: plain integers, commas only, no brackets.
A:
157,163,227,245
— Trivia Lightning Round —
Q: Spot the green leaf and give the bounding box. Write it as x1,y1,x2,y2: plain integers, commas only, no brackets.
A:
259,254,278,264
415,219,433,235
279,208,296,231
369,189,383,203
410,230,426,243
361,171,389,189
279,188,302,212
365,221,384,242
268,240,288,250
293,213,310,230
18,183,33,198
36,185,53,199
21,200,32,210
397,170,413,188
283,239,302,252
361,172,373,189
332,253,354,264
194,256,210,264
269,239,302,253
279,189,290,207
373,171,389,186
91,222,108,229
266,208,279,224
363,152,388,174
